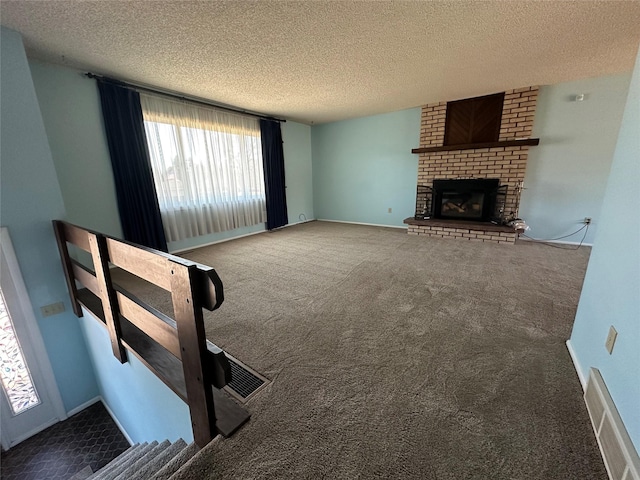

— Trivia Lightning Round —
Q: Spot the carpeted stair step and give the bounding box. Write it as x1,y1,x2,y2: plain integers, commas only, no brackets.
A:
84,443,145,480
99,441,159,480
71,439,198,480
165,437,220,480
112,439,170,480
149,442,200,480
134,439,188,480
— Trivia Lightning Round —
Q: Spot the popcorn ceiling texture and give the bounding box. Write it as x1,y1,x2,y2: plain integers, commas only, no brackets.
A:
1,1,639,124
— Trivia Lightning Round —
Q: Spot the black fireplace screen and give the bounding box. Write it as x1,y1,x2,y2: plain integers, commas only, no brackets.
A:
414,185,433,220
414,179,507,223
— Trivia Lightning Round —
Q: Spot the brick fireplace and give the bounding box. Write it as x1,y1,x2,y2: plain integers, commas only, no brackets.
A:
405,86,539,244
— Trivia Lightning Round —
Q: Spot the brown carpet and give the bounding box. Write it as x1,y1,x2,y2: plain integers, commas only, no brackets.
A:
119,221,607,479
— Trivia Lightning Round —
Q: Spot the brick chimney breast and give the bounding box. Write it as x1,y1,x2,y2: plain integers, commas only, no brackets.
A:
417,87,539,218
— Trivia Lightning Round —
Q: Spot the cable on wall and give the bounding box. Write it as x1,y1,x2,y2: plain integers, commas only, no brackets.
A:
522,224,590,250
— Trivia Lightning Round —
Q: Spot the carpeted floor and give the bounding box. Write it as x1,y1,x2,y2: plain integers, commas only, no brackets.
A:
119,221,608,479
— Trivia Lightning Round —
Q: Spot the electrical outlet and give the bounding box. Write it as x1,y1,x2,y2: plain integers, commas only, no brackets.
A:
388,207,392,213
605,326,617,354
41,302,65,317
584,217,592,225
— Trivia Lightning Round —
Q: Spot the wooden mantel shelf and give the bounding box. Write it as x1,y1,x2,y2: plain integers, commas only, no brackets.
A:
411,138,540,154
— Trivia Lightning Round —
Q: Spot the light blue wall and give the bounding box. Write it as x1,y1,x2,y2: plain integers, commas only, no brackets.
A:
0,28,99,412
29,61,123,238
519,74,630,244
310,77,629,239
283,121,314,223
311,108,421,226
569,47,640,451
80,313,193,443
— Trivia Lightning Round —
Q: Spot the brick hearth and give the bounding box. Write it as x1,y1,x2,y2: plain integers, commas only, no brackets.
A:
404,218,521,245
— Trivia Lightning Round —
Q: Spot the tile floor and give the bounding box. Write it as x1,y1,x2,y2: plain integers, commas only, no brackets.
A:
1,401,130,480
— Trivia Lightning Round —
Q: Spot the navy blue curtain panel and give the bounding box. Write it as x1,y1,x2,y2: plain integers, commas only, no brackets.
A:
96,79,168,252
260,119,288,230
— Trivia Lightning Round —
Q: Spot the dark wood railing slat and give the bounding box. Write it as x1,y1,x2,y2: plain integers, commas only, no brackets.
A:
74,287,189,402
52,221,83,317
116,290,181,359
171,262,216,447
89,234,127,363
62,222,92,253
71,260,100,298
106,238,172,291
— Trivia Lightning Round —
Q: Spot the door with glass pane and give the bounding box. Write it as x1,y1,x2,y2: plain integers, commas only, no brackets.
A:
0,228,65,449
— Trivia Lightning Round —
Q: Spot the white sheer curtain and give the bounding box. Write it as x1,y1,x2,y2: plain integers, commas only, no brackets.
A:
140,94,266,242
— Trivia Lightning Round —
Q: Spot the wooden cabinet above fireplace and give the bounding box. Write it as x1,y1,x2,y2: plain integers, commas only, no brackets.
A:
444,92,504,146
412,90,539,154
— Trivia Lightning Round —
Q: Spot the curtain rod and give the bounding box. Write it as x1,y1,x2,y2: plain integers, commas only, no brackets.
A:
85,72,286,123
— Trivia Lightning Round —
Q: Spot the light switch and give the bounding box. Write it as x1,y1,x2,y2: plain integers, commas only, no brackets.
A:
41,302,65,317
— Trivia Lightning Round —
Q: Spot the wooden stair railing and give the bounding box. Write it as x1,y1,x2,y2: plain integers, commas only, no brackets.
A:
52,220,245,447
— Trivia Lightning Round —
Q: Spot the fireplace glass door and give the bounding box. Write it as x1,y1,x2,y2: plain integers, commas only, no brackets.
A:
432,178,500,222
440,191,485,219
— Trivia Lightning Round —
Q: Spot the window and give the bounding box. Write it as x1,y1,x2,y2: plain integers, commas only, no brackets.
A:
0,287,40,415
141,94,266,242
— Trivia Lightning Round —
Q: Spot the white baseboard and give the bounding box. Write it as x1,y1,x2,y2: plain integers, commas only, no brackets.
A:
281,218,317,228
100,396,134,446
566,339,587,390
170,229,266,253
66,395,102,417
170,219,320,254
6,417,59,449
317,219,408,230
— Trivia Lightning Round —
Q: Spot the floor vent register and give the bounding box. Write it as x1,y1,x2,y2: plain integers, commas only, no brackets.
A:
224,355,269,403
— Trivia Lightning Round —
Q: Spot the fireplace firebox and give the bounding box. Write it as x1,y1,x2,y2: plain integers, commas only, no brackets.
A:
414,178,507,223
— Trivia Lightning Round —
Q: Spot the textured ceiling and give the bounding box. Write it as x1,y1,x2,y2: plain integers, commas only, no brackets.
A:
2,1,640,124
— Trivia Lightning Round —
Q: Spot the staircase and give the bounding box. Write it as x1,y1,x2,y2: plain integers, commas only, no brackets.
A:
70,439,203,480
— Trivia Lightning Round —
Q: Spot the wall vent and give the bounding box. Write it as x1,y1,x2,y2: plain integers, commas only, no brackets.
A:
584,368,640,480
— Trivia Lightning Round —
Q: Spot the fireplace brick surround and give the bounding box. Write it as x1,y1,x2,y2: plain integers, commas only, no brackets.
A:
407,86,539,244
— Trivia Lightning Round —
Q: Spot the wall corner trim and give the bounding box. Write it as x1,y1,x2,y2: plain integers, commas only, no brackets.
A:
99,397,134,446
66,395,101,417
566,339,587,390
65,395,133,446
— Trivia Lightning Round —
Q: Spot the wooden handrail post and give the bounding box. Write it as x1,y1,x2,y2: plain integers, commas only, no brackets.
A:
52,220,83,317
170,261,216,447
88,233,127,363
